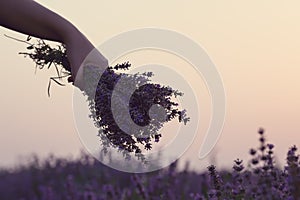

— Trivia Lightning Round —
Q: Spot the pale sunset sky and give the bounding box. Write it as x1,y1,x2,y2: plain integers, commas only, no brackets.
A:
0,0,300,171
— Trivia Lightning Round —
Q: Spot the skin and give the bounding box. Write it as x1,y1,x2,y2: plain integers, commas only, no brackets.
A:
0,0,108,88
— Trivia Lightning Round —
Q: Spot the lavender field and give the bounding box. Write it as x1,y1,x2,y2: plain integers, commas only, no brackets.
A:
1,129,299,200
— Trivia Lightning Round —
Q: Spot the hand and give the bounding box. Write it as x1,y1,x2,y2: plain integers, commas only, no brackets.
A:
64,30,108,90
0,0,108,90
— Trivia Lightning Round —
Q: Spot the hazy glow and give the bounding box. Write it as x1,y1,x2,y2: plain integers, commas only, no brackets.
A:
0,0,300,171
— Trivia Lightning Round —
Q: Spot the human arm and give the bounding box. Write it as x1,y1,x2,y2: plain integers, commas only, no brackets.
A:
0,0,108,86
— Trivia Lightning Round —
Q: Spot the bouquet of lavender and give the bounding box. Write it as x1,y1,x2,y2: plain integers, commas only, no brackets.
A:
15,36,190,161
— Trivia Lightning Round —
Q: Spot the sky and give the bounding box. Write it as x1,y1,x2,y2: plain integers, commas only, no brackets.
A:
0,0,300,171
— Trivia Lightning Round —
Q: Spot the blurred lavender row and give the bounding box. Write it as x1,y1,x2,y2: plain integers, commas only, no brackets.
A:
1,128,300,199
